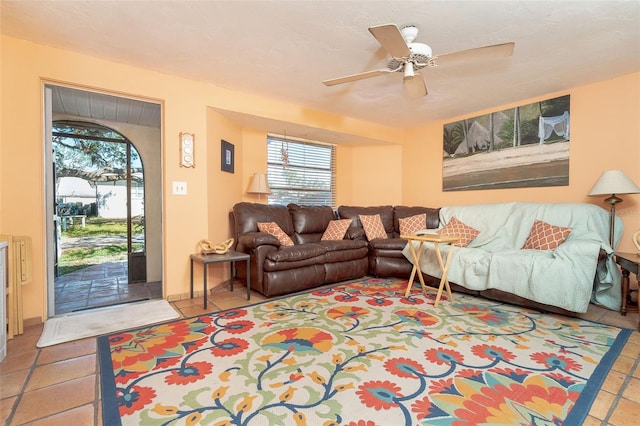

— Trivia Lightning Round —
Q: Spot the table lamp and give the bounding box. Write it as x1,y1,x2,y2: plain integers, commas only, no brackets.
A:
588,170,640,247
247,173,271,201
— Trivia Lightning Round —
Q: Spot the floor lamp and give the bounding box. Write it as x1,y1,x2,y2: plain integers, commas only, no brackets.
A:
588,170,640,248
247,173,271,201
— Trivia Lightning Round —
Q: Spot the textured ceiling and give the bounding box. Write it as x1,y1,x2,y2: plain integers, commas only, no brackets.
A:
2,1,639,132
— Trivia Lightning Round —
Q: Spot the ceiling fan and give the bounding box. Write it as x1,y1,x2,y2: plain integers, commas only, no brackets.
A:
323,24,515,98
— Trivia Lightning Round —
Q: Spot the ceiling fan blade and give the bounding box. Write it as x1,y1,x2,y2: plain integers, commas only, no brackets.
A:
404,72,428,98
435,42,515,66
368,24,411,58
323,69,390,86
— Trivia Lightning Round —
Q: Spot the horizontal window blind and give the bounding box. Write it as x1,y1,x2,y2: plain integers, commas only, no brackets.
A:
267,135,336,207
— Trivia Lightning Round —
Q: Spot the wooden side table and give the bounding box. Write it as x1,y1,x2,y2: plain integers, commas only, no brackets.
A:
614,252,639,322
190,251,250,309
401,233,460,307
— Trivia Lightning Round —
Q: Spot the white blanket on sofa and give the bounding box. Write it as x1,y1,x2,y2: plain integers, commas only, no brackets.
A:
402,202,622,313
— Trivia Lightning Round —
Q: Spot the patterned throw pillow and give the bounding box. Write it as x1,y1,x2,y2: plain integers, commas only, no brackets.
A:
359,214,388,241
399,213,427,236
437,216,480,247
321,219,353,241
257,222,294,246
522,220,572,251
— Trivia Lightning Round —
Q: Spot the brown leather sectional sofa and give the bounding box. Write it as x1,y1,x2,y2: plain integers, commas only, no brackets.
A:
232,202,439,297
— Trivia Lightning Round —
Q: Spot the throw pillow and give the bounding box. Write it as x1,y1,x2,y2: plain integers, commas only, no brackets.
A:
399,213,427,236
359,214,388,241
321,219,352,241
437,216,480,247
522,220,572,251
257,222,294,246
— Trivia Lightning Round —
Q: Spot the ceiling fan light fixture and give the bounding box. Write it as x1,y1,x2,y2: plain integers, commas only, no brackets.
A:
403,62,415,80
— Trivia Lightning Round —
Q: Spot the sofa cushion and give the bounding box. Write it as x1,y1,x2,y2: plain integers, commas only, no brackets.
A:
522,220,572,251
360,214,388,240
258,222,294,246
394,206,441,233
399,213,426,236
437,216,480,247
321,219,352,241
338,205,395,237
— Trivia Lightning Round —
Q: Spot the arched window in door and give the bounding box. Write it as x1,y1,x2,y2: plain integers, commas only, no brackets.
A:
52,120,145,280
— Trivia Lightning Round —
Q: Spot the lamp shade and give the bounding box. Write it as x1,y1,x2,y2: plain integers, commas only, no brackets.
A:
588,170,640,196
247,173,271,195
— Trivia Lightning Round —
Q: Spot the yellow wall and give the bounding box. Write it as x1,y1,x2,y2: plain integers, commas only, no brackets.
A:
2,34,639,324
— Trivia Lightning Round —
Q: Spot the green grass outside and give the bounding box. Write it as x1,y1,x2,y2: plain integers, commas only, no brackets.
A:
58,217,144,275
61,217,143,237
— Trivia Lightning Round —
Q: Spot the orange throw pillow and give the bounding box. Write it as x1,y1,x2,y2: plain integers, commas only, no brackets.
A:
257,222,294,246
399,213,427,236
359,214,388,241
437,217,480,247
321,219,352,241
522,220,572,251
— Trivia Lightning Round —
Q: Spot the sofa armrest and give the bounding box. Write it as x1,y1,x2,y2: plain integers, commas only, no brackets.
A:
237,232,280,251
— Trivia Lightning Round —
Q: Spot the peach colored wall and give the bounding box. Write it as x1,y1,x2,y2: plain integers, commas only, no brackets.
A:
403,73,640,252
347,145,404,206
0,36,398,322
240,129,270,204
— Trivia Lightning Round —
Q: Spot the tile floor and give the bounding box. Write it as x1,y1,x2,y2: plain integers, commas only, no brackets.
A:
54,261,162,314
1,281,639,425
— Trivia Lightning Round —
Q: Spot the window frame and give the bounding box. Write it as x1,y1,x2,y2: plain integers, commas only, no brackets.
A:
266,134,336,207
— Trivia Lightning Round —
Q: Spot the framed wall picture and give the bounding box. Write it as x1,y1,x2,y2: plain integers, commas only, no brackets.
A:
442,94,570,191
221,140,234,173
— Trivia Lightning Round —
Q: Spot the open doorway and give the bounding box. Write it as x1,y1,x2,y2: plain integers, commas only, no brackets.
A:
44,84,163,316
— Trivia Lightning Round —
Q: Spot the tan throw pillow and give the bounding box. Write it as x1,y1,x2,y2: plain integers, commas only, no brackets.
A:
321,219,352,241
522,220,572,251
399,213,427,236
257,222,294,246
437,216,480,247
359,214,388,241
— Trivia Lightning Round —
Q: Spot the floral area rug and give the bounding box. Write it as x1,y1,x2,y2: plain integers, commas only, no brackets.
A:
98,277,631,425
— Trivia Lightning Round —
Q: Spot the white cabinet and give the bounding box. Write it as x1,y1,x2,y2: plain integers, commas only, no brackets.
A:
0,241,7,362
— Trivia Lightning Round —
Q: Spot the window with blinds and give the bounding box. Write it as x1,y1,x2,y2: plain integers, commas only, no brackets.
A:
267,135,336,207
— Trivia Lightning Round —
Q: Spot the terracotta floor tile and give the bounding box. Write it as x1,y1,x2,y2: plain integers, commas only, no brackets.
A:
582,415,604,426
25,354,95,392
36,338,96,365
627,331,640,345
0,396,17,424
21,324,44,337
11,375,95,424
23,403,95,426
622,377,640,403
611,355,635,374
588,389,616,420
0,368,29,399
176,305,217,318
608,397,640,426
0,349,37,374
601,370,628,394
6,334,40,354
213,298,250,311
621,342,640,359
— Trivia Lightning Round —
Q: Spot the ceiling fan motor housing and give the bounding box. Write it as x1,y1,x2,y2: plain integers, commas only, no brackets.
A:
388,42,433,72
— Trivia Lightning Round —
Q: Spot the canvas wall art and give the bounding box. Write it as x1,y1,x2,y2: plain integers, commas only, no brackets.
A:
443,95,570,191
